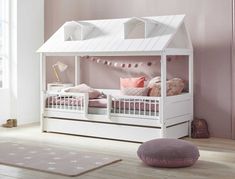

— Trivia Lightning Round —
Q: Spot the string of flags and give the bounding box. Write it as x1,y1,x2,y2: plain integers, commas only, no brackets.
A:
81,56,169,68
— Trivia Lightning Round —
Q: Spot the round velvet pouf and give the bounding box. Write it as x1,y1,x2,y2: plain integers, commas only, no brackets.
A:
137,138,200,168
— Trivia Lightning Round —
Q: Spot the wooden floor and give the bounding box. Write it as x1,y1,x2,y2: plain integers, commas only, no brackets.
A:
0,124,235,179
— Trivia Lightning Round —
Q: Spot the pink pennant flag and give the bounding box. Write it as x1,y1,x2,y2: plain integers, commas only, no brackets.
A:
147,62,152,66
139,62,144,67
104,61,108,65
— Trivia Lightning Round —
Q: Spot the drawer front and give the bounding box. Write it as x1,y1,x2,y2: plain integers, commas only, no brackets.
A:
44,118,162,142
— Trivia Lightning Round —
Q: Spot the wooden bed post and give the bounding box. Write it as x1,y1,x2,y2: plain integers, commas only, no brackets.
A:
189,54,194,96
40,53,46,132
188,53,194,137
160,53,167,138
107,95,111,120
75,56,80,85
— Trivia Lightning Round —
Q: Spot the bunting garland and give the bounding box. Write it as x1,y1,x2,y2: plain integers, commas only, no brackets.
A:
81,56,163,68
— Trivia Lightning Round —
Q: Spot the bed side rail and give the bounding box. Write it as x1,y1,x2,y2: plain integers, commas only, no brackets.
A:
107,95,160,119
44,91,88,114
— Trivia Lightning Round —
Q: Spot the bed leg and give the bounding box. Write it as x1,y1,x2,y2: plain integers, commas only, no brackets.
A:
188,122,191,137
83,93,89,118
188,117,192,137
160,123,167,138
41,117,47,132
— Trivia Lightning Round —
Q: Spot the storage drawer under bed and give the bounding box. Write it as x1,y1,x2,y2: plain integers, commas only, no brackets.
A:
43,118,189,142
44,109,161,127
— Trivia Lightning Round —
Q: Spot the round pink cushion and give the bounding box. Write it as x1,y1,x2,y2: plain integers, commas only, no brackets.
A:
137,139,200,168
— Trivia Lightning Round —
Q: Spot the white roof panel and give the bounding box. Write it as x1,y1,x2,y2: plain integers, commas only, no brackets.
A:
37,15,188,55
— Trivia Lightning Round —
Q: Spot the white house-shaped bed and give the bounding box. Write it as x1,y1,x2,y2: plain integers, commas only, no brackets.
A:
38,15,193,142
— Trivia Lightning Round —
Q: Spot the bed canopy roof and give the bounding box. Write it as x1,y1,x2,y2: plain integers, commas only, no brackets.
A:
38,14,192,56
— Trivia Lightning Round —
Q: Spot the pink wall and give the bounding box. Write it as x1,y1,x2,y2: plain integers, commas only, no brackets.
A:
79,56,188,90
45,0,233,138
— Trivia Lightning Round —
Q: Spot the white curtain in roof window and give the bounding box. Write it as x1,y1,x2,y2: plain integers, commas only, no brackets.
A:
0,0,9,88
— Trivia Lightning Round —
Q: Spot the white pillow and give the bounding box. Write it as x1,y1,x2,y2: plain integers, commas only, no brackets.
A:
121,88,149,96
62,84,101,99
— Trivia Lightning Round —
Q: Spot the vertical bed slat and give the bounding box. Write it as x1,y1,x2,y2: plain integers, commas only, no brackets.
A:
77,96,79,111
155,99,157,117
134,99,136,115
47,94,49,109
113,97,115,114
113,97,116,114
66,96,68,110
124,98,126,114
52,95,54,109
119,98,121,114
59,95,62,109
72,97,76,111
144,99,146,116
81,96,83,112
68,96,70,110
78,96,80,111
55,95,58,109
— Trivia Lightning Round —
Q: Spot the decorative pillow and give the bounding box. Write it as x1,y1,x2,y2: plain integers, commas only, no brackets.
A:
148,76,161,88
137,138,200,168
120,76,145,89
148,84,161,96
148,77,185,96
121,87,149,96
63,84,101,99
167,78,185,96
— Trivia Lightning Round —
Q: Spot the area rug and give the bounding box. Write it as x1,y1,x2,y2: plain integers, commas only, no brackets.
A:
0,139,121,177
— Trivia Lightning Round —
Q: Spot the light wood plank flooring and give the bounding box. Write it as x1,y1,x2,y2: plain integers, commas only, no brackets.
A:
0,123,235,179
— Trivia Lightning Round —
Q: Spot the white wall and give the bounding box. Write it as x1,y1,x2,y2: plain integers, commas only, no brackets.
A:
15,0,44,124
0,0,44,125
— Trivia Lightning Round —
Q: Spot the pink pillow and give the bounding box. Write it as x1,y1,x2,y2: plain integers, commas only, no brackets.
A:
137,139,200,168
63,84,101,99
120,76,145,89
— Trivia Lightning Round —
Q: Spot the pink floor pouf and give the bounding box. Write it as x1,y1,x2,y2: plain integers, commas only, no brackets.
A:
137,138,200,168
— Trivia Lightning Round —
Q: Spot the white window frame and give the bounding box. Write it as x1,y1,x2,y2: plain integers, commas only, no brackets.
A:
0,0,9,88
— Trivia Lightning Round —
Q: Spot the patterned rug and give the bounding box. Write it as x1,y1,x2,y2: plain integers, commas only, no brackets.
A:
0,139,121,176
